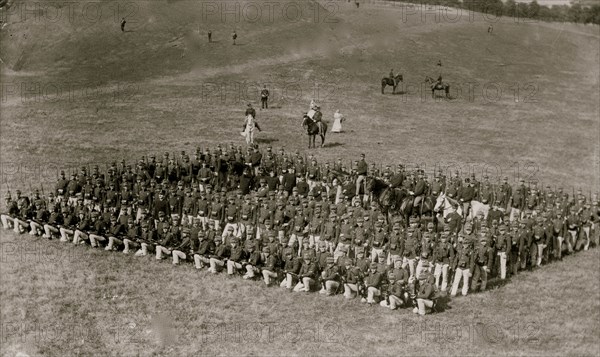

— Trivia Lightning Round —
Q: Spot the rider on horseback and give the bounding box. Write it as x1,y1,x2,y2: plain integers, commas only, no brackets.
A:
313,105,324,135
413,171,427,208
436,75,443,86
389,69,394,82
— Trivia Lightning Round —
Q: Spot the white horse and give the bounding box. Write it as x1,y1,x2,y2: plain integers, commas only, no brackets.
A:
469,200,490,221
240,114,260,145
434,193,463,220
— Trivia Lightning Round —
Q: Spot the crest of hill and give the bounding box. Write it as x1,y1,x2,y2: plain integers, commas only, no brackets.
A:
0,0,343,84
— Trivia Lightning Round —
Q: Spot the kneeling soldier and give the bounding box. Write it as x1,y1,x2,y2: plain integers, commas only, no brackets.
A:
381,272,407,310
343,258,361,299
362,262,383,305
319,257,340,296
294,254,318,292
280,247,301,289
261,247,279,286
414,271,436,316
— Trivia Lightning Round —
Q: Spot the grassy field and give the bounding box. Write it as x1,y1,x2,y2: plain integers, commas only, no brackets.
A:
1,0,599,355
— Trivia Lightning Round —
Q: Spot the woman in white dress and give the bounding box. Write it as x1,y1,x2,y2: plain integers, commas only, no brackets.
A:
331,109,344,133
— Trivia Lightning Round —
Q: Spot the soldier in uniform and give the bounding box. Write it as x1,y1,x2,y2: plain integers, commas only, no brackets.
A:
414,271,436,316
319,257,341,296
433,232,454,291
450,234,473,297
362,262,383,305
294,254,318,292
471,236,492,292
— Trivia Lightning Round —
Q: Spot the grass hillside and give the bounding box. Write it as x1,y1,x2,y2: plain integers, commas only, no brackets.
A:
0,1,599,355
1,1,598,191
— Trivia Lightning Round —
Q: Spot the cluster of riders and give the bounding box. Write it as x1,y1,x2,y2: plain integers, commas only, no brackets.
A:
1,144,598,316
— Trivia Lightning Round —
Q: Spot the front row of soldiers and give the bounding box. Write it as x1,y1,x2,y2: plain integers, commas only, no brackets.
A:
2,188,598,316
1,198,440,315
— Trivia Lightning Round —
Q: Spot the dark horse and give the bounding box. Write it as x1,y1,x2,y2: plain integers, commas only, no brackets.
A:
381,74,403,94
424,76,450,98
302,115,327,148
402,194,435,219
366,176,409,224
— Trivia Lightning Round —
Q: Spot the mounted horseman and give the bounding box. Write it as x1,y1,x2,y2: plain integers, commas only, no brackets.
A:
382,69,403,94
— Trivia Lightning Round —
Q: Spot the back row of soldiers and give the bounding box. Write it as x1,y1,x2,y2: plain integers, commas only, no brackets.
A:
1,144,598,315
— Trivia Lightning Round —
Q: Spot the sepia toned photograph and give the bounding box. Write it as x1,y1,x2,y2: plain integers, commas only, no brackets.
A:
1,0,599,355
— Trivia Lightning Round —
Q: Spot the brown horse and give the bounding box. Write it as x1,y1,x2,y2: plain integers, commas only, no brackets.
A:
381,74,403,94
302,115,327,148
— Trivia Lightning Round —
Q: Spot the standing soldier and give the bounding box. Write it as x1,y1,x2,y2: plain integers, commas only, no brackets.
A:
121,18,126,32
208,30,212,43
433,232,454,292
355,153,368,200
471,236,492,292
450,234,473,297
260,85,269,109
232,30,237,45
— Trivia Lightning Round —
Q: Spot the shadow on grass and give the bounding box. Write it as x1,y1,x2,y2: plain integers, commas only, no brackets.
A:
255,137,279,144
392,91,407,95
323,142,344,148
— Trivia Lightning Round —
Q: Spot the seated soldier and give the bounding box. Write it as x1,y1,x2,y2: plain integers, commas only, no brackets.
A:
43,205,63,239
208,235,231,273
242,242,262,280
294,254,318,292
171,227,193,265
193,230,215,269
1,192,19,230
227,238,246,275
155,224,179,260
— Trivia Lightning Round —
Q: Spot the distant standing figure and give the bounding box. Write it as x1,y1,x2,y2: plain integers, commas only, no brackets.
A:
208,30,212,42
232,31,237,45
121,18,126,32
331,110,344,133
260,85,269,109
488,25,493,34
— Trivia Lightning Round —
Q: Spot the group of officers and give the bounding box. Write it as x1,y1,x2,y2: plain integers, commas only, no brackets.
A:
1,143,598,316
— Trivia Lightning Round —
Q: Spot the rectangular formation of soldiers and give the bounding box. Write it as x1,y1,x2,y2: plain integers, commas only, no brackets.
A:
1,144,598,316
